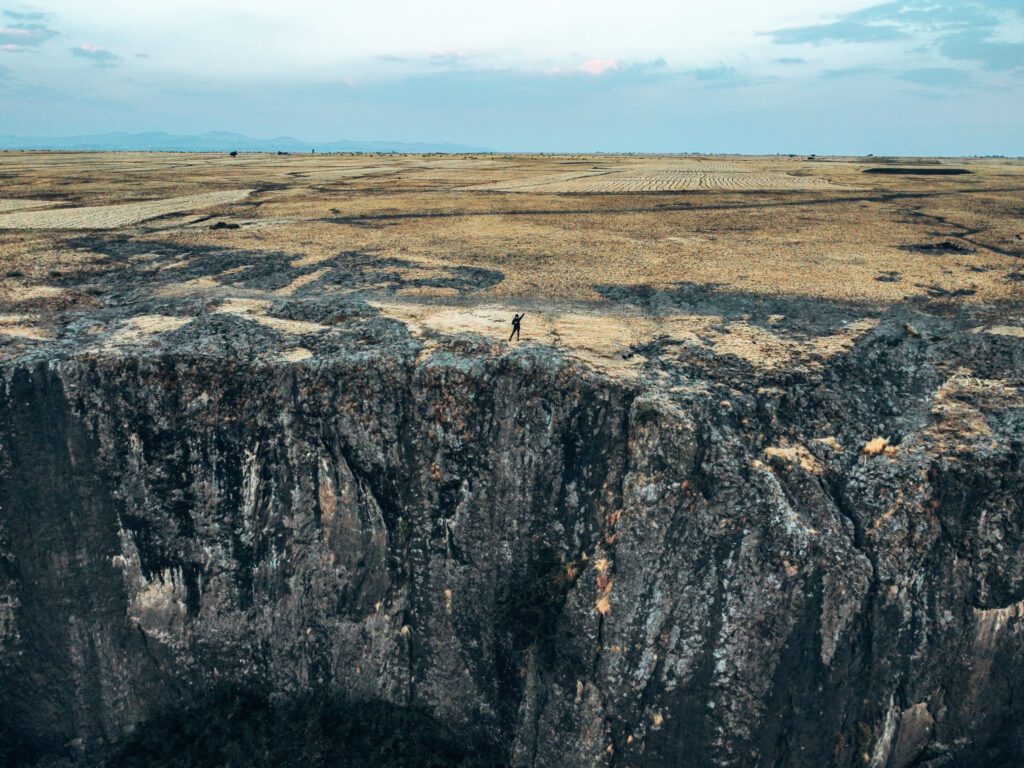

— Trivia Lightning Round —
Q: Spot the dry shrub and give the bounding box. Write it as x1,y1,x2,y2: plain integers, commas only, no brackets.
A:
862,437,899,457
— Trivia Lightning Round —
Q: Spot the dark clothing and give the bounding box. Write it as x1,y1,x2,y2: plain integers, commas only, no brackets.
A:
509,313,524,341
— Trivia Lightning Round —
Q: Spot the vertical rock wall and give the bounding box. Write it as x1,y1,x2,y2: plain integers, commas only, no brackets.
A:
1,322,1023,767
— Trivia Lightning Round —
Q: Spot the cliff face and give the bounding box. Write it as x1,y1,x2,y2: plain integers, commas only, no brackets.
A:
1,298,1023,767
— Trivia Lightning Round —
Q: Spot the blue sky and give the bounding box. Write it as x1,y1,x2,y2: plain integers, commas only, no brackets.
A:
0,0,1021,154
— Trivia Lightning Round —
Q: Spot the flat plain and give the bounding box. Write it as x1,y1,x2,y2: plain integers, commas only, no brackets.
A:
1,151,1021,376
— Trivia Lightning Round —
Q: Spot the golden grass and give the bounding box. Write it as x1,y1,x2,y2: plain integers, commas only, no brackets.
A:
764,444,822,474
4,152,1016,304
0,283,67,303
102,314,193,347
0,199,58,213
2,152,1021,371
212,296,328,335
979,325,1024,338
468,167,846,193
368,300,881,377
281,347,313,362
862,437,898,457
595,556,614,615
0,323,50,340
922,368,1023,453
0,189,251,230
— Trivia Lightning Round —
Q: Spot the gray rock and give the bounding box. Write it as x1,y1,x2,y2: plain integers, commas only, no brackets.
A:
1,297,1023,767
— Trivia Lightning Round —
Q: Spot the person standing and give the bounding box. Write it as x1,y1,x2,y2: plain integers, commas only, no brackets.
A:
509,313,524,341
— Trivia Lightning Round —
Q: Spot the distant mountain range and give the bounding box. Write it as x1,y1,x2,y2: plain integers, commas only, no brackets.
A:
0,131,489,153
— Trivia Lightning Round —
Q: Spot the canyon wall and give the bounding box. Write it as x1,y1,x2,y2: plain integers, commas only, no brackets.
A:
1,303,1023,767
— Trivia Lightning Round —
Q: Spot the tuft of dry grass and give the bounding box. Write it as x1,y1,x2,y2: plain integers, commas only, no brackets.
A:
595,558,615,615
862,437,899,457
765,444,823,474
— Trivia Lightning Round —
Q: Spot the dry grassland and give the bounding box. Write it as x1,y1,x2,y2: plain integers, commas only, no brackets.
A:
465,165,845,192
1,151,1021,374
0,189,251,229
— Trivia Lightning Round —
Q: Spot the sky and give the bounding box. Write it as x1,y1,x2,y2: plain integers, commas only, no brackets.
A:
0,0,1022,154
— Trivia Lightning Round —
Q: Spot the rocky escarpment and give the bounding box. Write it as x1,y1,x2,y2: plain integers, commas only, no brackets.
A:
1,294,1023,767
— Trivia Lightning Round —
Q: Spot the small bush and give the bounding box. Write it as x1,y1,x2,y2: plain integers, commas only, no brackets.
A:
861,437,898,457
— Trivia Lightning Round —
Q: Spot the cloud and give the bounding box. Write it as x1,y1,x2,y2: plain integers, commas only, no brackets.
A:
376,53,661,81
765,1,1024,73
427,50,473,67
135,52,149,59
0,20,57,50
691,64,738,81
0,57,1020,156
569,57,667,82
768,18,909,45
3,9,48,21
579,58,619,76
0,2,1019,155
818,64,974,87
820,64,885,79
682,64,772,88
897,67,971,85
765,1,1018,46
939,28,1024,71
71,43,119,66
373,49,490,76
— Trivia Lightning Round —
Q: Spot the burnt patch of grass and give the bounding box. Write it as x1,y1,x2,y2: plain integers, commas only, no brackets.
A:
864,167,971,175
916,283,977,298
901,240,973,255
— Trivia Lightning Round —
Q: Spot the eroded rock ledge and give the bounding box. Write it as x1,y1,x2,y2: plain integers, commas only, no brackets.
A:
1,296,1023,767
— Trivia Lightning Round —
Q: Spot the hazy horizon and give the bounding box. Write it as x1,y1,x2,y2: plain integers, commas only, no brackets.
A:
1,1,1022,155
1,130,1021,158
